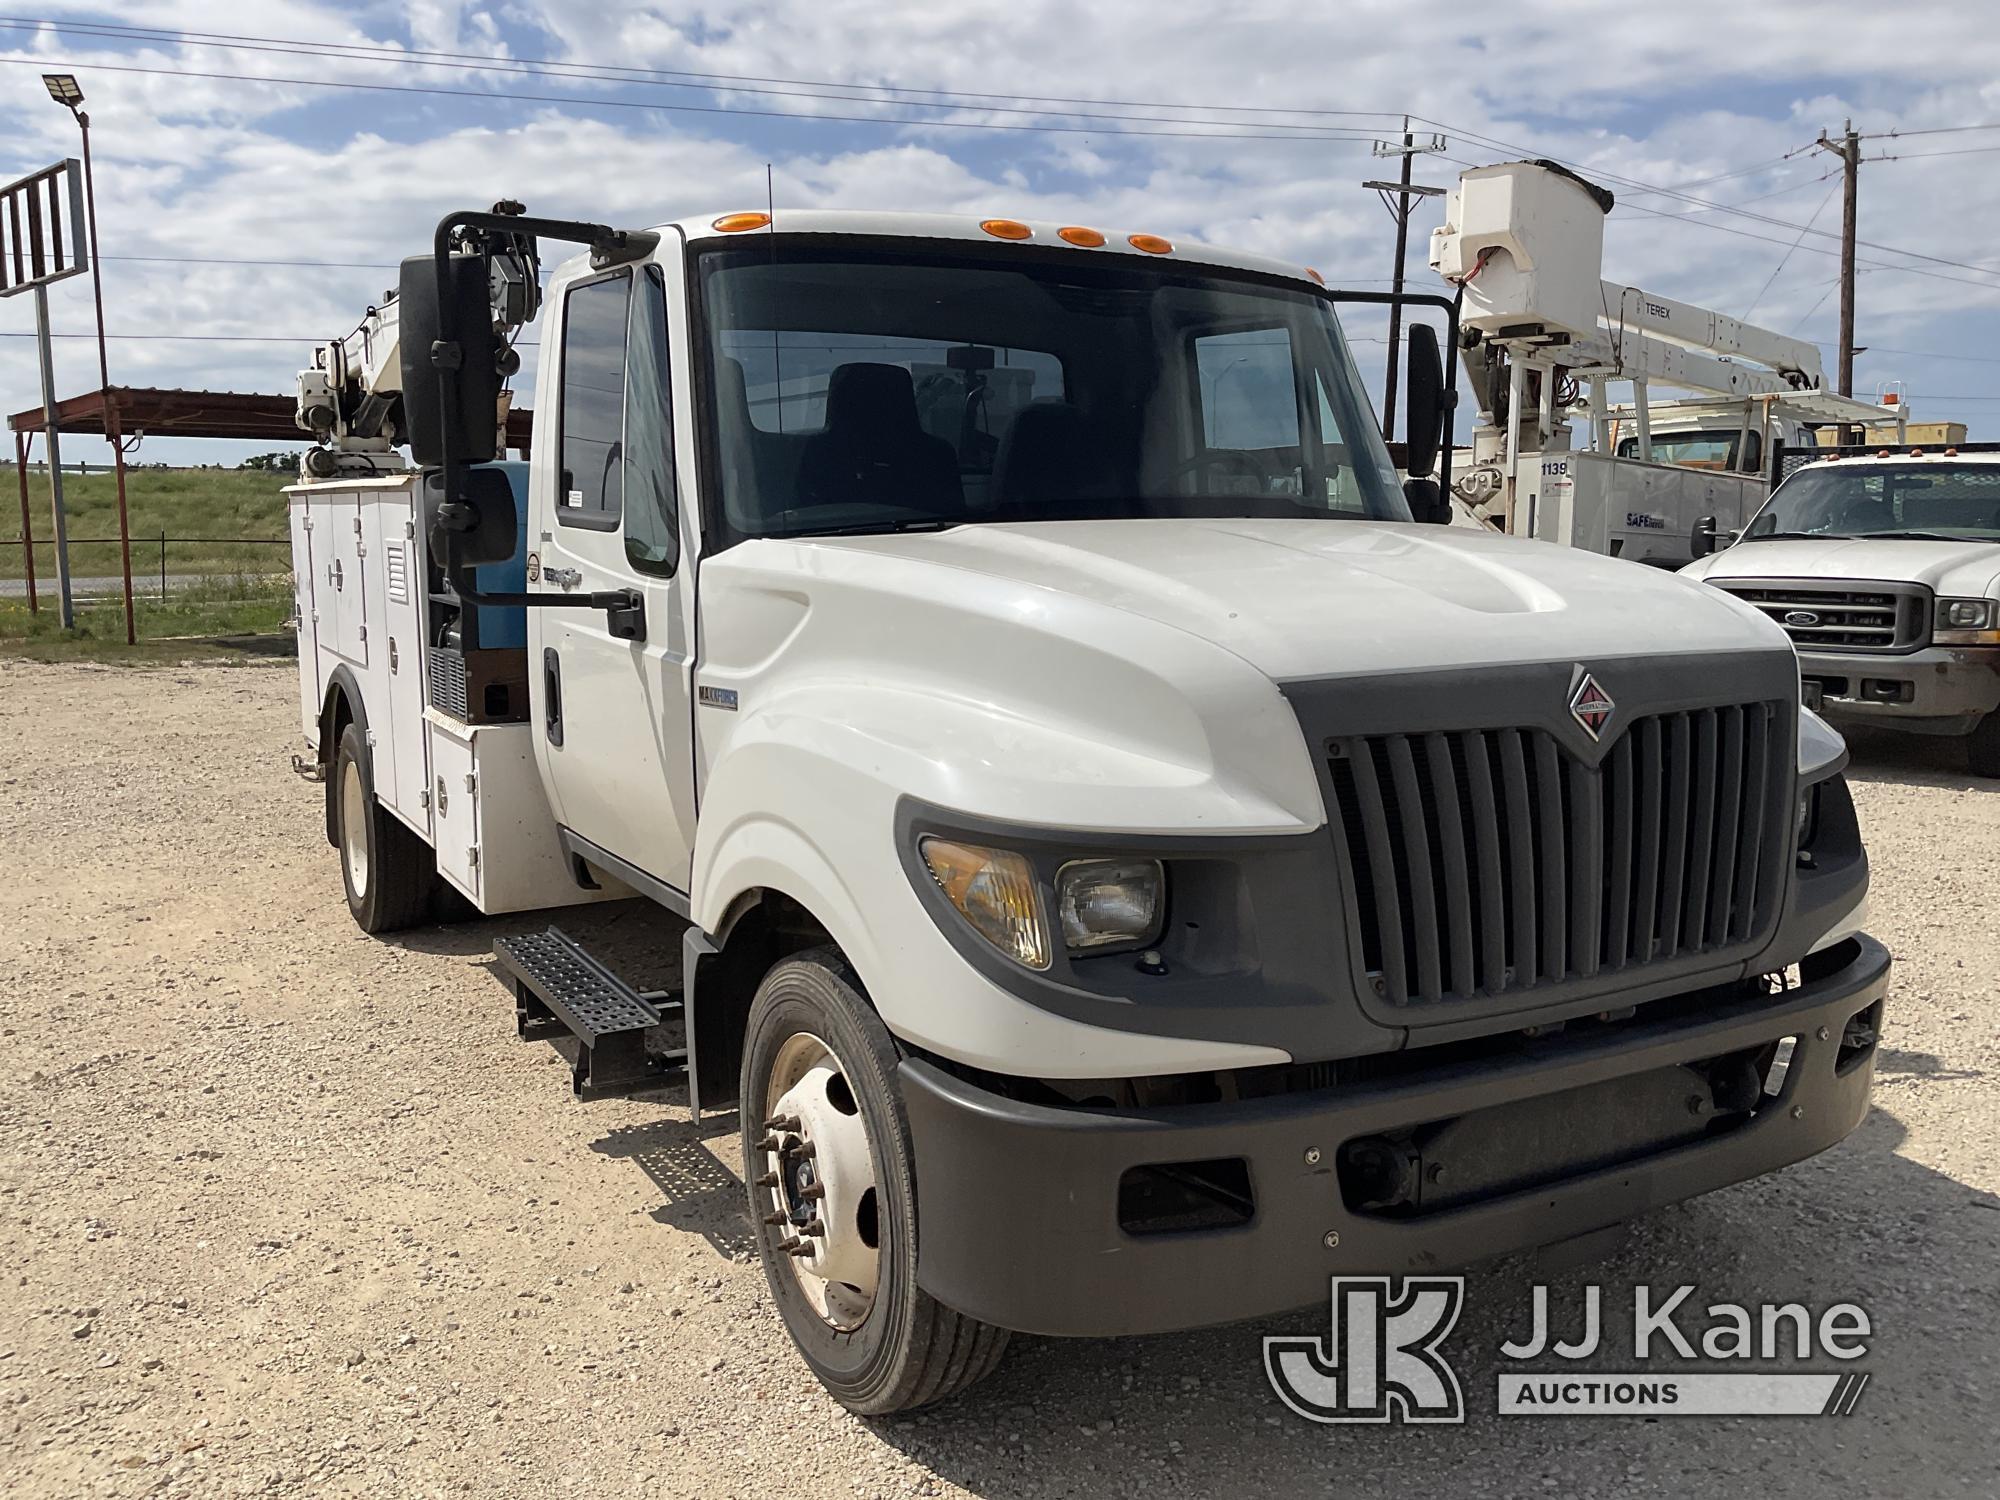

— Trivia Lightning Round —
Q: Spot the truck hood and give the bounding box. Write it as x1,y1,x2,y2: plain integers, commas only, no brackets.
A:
1684,536,2000,599
810,517,1783,680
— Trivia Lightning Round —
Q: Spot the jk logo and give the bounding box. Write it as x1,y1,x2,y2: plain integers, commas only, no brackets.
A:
1264,1277,1466,1424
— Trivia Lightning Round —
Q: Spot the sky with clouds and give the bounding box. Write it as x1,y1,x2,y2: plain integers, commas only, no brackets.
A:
3,1,1999,469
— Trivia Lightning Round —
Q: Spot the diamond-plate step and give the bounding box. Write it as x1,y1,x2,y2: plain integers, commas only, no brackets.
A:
494,928,685,1097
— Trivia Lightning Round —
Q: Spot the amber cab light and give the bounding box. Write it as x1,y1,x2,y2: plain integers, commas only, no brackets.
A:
1057,226,1105,247
981,218,1033,240
712,212,771,232
1127,233,1173,254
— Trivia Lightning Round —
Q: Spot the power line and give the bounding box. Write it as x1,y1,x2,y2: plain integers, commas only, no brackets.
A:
0,26,1384,142
0,15,1408,124
1866,144,2000,163
1742,182,1839,320
1413,113,2000,280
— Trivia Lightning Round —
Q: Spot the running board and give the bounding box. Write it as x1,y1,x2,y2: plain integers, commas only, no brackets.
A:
493,928,686,1098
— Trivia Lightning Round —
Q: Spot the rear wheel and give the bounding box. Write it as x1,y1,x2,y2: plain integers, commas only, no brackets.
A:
740,948,1008,1414
331,722,436,932
1966,711,2000,778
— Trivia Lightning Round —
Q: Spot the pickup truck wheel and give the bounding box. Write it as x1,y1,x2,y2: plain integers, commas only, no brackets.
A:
1967,711,2000,778
741,949,1009,1414
332,722,435,933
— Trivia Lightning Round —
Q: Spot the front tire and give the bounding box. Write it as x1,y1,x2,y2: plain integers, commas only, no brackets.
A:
331,722,436,933
1967,711,2000,778
740,948,1009,1414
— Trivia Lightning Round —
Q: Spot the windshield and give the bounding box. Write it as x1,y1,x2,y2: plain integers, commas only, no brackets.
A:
1614,429,1759,472
694,241,1407,546
1743,461,2000,542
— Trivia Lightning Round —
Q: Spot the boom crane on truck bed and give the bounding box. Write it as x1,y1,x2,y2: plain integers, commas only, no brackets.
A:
1430,160,1906,565
292,201,543,480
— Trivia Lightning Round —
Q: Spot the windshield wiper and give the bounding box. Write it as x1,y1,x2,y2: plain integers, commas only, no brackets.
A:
1741,530,1854,542
798,517,963,538
1850,529,1988,543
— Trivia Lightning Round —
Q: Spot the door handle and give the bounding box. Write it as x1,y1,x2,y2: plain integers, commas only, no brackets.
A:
542,648,564,747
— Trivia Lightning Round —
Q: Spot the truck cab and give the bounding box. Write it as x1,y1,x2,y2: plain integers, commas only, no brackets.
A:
291,206,1887,1415
1684,443,2000,774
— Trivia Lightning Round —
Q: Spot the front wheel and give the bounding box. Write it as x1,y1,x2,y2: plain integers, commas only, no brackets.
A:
740,948,1009,1414
1967,711,2000,778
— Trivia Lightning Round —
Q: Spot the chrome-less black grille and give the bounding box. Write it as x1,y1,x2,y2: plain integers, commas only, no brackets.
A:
1711,580,1930,652
1326,704,1789,1008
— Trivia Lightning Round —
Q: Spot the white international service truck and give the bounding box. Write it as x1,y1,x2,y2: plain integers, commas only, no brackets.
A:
286,201,1886,1414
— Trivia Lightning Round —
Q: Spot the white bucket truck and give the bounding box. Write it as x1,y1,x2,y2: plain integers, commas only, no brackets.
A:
1430,161,1905,565
288,202,1885,1413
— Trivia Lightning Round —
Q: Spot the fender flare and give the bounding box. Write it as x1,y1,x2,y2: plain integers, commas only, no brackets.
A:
318,664,373,847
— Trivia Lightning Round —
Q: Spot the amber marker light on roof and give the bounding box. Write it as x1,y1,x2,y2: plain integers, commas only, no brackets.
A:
1127,233,1174,254
1304,267,1326,285
981,219,1033,240
713,212,771,232
1057,226,1105,247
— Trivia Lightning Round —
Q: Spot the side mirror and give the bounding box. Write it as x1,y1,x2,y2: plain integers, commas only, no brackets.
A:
398,252,502,467
1403,323,1447,480
1690,514,1723,560
425,467,518,566
1404,477,1452,526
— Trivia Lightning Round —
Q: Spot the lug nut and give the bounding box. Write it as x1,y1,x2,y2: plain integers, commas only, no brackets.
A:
754,1133,780,1152
763,1114,800,1132
786,1240,817,1258
799,1220,826,1237
763,1211,788,1227
754,1171,779,1189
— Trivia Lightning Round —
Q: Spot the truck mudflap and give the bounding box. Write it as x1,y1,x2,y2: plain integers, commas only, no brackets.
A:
901,934,1890,1339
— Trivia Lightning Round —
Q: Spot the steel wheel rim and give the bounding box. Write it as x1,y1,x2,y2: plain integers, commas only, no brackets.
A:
760,1030,880,1332
339,759,369,899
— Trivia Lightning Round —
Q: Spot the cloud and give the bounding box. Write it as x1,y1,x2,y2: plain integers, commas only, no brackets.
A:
2,0,1998,464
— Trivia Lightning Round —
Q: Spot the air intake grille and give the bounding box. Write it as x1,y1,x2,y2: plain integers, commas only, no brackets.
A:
1327,705,1788,1009
1711,581,1929,652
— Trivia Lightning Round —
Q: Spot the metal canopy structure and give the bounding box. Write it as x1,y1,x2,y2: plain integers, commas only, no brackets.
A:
9,385,533,622
8,384,535,448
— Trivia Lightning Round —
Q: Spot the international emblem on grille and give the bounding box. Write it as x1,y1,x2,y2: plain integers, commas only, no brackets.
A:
1784,610,1822,628
1568,671,1615,739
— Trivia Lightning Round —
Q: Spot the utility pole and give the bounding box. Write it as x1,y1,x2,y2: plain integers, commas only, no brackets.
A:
1364,119,1446,442
1817,120,1861,435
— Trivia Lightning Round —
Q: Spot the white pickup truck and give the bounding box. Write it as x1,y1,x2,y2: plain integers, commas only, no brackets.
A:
288,204,1886,1414
1685,443,2000,774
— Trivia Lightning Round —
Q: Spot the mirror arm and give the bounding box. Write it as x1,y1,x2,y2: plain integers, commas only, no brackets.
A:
446,564,647,641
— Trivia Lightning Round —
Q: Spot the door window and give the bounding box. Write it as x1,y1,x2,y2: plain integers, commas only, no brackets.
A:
558,273,631,529
622,269,679,574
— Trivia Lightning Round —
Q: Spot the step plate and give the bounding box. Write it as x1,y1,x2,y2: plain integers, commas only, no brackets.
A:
493,928,683,1097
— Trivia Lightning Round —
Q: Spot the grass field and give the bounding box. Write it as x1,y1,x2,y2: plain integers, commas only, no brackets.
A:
0,574,294,660
2,464,291,584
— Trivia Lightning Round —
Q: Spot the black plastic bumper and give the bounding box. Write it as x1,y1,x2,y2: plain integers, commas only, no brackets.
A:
903,935,1890,1338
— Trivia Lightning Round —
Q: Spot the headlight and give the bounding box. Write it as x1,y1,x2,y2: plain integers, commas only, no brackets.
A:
918,838,1050,970
1056,858,1164,954
1936,597,2000,644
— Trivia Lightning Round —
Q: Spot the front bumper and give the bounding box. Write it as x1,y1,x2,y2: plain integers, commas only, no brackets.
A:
904,934,1889,1338
1800,644,2000,735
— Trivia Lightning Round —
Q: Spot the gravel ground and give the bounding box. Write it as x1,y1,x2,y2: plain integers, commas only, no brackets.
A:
1,659,1995,1499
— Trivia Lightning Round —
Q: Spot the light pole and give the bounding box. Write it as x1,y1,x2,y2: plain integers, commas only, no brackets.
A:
44,72,137,644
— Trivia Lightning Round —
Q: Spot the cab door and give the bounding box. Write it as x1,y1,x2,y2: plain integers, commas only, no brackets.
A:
529,257,698,892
